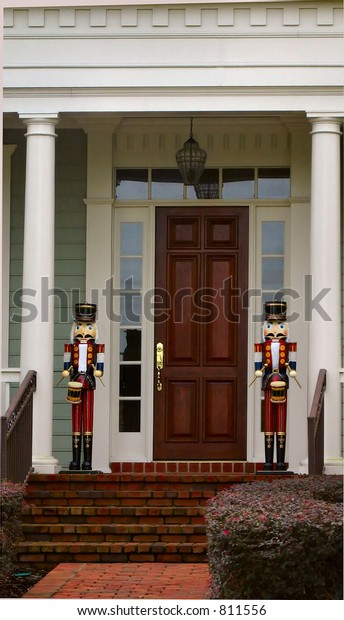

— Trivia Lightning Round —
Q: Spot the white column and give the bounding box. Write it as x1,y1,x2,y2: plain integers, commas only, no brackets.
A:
308,116,343,473
19,115,60,473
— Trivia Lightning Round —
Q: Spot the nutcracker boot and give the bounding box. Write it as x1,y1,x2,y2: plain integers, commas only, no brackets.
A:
69,434,81,470
277,433,286,471
263,432,274,470
82,433,93,470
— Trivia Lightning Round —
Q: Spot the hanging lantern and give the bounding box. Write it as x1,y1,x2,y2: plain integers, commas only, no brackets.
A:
194,169,220,199
176,118,207,185
194,182,219,199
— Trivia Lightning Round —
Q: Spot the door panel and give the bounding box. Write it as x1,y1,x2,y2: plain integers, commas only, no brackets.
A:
204,255,237,365
203,380,236,441
154,206,248,460
166,380,199,442
167,255,199,364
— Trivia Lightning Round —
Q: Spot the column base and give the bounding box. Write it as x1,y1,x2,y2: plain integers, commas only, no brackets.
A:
32,455,60,474
324,458,344,475
299,457,343,475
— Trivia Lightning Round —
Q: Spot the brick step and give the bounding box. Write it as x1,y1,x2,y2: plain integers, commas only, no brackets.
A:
22,505,205,524
25,472,257,492
19,469,295,570
18,541,208,569
22,522,206,539
26,485,214,501
23,493,226,508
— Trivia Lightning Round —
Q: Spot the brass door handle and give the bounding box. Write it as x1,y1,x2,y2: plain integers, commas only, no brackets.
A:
156,342,163,391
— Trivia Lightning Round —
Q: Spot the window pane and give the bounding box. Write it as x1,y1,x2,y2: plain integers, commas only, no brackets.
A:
120,258,142,289
262,257,284,290
120,365,141,397
120,223,143,255
262,222,285,254
116,169,148,199
223,169,254,199
151,169,184,199
120,329,141,362
120,295,142,325
119,401,141,432
258,168,290,198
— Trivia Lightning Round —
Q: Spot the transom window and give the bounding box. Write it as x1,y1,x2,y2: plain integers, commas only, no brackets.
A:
114,168,290,200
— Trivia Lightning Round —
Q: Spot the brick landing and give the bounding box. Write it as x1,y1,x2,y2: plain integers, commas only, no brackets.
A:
23,562,211,599
110,461,273,474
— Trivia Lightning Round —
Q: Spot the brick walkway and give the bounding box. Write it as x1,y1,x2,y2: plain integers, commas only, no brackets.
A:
23,563,211,599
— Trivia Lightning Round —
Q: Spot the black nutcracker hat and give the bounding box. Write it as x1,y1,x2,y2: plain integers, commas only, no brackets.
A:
74,302,97,323
264,301,287,321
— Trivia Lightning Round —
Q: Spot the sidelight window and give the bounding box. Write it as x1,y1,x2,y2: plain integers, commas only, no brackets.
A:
118,222,143,433
256,209,290,312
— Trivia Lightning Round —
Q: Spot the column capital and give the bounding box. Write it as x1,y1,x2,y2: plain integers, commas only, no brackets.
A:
307,115,343,135
19,113,59,123
19,113,59,137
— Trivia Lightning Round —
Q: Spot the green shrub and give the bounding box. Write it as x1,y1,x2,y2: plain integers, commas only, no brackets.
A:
205,475,343,600
0,480,26,597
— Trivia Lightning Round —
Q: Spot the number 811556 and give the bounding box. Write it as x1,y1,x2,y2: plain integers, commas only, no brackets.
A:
219,605,267,616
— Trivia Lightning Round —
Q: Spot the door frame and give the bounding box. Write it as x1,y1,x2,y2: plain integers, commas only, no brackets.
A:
110,201,258,463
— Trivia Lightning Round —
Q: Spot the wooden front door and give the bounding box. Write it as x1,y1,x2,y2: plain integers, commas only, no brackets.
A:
153,206,248,460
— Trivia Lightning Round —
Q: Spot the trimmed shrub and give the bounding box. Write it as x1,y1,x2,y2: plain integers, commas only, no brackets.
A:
205,475,343,600
0,480,26,597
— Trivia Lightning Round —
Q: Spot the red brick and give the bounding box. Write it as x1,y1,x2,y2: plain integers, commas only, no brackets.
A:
210,462,222,472
189,463,200,472
156,463,166,472
177,462,188,472
223,462,233,472
233,462,244,473
200,463,210,472
144,462,155,473
133,463,144,473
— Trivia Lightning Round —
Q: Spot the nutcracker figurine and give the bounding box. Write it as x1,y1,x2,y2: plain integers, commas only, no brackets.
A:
61,302,105,470
254,301,297,471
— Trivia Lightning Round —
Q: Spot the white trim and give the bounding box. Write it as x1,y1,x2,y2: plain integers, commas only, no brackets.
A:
110,198,294,464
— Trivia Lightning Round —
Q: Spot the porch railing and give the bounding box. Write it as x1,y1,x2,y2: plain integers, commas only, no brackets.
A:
307,368,326,475
0,370,37,483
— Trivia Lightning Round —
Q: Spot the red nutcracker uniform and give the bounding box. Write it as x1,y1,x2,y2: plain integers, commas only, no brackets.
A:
254,302,297,471
62,303,104,471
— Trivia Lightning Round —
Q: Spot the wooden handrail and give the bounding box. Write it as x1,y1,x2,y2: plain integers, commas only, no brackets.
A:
0,370,37,483
308,369,326,475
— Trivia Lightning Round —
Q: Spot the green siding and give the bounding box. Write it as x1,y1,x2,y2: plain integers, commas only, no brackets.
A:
54,129,87,468
6,128,87,469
